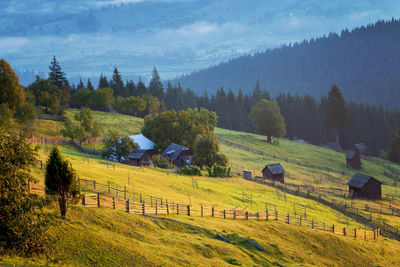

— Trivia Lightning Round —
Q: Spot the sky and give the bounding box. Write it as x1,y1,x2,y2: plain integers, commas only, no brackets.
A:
1,0,400,85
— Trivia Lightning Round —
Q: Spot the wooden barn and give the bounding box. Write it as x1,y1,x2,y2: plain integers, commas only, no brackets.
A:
346,150,361,169
161,143,193,168
354,143,367,155
347,174,382,200
128,149,153,166
262,163,285,183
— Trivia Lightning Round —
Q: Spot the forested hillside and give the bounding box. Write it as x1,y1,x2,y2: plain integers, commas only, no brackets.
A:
175,19,400,108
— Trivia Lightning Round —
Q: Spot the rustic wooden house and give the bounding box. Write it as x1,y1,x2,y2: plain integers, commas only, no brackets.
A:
347,174,382,200
161,143,193,168
128,149,153,166
127,134,155,166
346,150,362,169
262,163,285,183
243,170,252,179
354,143,367,155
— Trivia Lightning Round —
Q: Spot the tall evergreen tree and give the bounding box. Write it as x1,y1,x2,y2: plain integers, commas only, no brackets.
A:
98,73,109,89
77,78,84,90
110,67,127,97
148,67,164,100
388,118,400,163
126,80,136,96
325,85,349,150
87,78,94,91
48,56,70,107
136,77,148,96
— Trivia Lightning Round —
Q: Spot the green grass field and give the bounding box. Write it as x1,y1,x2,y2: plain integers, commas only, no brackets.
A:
10,109,399,266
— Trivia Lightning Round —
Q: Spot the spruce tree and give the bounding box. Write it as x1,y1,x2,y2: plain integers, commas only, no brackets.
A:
45,146,80,218
98,73,109,89
48,56,67,89
325,85,349,150
110,67,126,97
149,67,164,100
77,78,84,90
136,77,148,96
87,78,94,91
388,118,400,163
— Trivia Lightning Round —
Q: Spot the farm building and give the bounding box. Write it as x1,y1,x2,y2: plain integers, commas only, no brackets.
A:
347,174,382,200
128,149,153,166
262,163,285,183
127,134,155,166
243,170,252,179
354,143,367,155
161,143,193,168
346,150,362,169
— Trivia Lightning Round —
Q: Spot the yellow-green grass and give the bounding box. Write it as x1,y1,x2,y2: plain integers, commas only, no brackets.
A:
34,144,367,230
2,206,400,266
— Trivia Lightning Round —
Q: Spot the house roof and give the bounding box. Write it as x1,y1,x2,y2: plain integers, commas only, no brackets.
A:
347,173,381,189
161,143,192,161
128,149,147,160
128,134,155,150
263,163,285,175
346,150,356,159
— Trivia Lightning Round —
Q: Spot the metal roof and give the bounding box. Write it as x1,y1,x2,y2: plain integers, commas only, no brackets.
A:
263,163,285,175
346,173,381,189
128,134,155,150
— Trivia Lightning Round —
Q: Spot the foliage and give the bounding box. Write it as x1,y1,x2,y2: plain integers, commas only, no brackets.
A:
102,130,137,162
89,87,114,110
249,99,286,143
0,103,14,128
177,166,202,176
0,59,25,112
28,76,64,115
15,102,37,132
192,134,227,168
45,146,80,217
48,56,70,107
74,88,91,107
142,108,217,151
206,164,231,177
148,67,164,100
325,85,349,129
61,108,102,140
0,129,51,256
388,118,400,163
112,95,146,116
152,154,169,169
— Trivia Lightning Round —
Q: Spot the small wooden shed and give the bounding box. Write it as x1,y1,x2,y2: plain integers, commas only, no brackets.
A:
161,143,193,168
347,174,382,200
262,163,285,183
346,150,361,169
128,149,153,166
243,170,252,179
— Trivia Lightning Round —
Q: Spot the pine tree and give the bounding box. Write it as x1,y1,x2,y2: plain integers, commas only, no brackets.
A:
48,56,67,89
110,67,126,97
126,80,136,96
136,77,148,96
45,146,80,218
77,78,84,90
98,73,109,89
325,85,349,150
149,67,164,100
87,78,94,91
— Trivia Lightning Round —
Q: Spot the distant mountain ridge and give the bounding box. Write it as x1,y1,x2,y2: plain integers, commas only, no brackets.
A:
173,19,400,108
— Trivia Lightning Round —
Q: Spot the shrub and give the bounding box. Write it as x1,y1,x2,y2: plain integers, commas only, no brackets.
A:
177,166,202,176
153,154,169,169
206,165,231,177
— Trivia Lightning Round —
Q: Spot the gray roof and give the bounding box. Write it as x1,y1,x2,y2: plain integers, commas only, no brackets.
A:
263,163,285,175
347,173,381,189
128,149,147,160
346,150,356,159
161,143,192,161
128,134,155,150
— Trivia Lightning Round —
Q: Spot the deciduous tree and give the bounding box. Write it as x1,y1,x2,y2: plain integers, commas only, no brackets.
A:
0,59,25,112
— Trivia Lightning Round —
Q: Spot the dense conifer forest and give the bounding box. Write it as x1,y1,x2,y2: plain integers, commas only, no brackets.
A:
174,19,400,109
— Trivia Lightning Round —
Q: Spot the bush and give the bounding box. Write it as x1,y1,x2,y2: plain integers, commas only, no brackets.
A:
177,166,202,176
206,165,231,177
153,154,169,169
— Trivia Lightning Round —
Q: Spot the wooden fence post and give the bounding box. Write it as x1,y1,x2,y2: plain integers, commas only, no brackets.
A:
245,211,249,220
234,210,236,219
151,196,153,206
108,180,110,193
275,210,278,221
354,228,357,238
212,206,215,217
93,180,96,190
155,200,158,215
332,224,335,233
364,230,366,240
142,201,145,215
312,219,314,229
266,209,269,220
126,199,129,213
140,193,143,203
187,205,190,216
177,204,179,215
201,205,203,217
124,185,126,200
97,193,100,207
223,210,226,219
256,212,260,221
374,229,376,239
166,200,169,215
27,180,30,192
343,228,346,236
112,197,115,209
82,195,86,206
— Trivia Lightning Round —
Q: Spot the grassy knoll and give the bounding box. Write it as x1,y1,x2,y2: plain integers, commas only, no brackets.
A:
1,206,400,266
